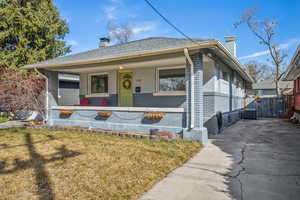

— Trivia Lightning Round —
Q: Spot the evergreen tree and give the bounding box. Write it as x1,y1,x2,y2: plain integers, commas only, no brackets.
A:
0,0,70,68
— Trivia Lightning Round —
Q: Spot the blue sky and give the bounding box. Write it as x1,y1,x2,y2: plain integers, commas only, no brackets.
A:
54,0,300,69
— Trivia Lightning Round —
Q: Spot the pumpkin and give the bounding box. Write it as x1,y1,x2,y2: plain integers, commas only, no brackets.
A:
98,111,112,117
60,110,73,115
144,112,166,119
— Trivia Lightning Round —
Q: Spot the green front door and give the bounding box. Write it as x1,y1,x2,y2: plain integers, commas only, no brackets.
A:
119,72,133,107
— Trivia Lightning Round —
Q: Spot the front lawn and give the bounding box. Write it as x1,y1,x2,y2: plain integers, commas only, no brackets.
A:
0,128,201,200
0,116,8,123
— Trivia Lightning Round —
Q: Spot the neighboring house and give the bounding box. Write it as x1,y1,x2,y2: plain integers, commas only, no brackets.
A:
246,78,293,98
58,73,80,106
282,45,300,120
22,37,253,143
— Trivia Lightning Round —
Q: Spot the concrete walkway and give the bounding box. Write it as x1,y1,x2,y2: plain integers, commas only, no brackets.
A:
140,142,233,200
0,121,25,129
140,119,300,200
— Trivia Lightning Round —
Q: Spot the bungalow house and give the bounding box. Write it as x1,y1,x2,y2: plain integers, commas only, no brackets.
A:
282,45,300,121
246,78,293,98
22,37,254,143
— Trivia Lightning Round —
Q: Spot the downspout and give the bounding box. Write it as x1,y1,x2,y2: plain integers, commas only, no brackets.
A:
184,48,195,129
34,68,48,122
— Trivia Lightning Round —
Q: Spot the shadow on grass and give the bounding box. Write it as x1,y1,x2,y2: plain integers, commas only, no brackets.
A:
0,134,61,150
0,133,81,200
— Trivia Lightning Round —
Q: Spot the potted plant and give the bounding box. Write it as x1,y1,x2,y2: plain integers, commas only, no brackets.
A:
144,112,166,119
97,111,112,117
60,109,73,116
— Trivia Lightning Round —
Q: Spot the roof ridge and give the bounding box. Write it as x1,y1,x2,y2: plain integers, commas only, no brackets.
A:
48,37,207,61
22,37,212,69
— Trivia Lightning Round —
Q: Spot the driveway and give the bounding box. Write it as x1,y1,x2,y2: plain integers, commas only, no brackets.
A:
140,119,300,200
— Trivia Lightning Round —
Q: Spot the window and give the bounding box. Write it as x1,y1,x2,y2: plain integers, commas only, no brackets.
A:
59,81,79,89
222,71,229,81
157,67,185,92
89,73,108,94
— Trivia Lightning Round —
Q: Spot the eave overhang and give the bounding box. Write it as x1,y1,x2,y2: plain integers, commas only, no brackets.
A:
21,40,254,83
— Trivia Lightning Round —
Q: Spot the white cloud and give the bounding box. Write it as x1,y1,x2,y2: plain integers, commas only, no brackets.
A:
239,38,300,60
132,23,157,34
98,0,167,40
67,40,79,46
60,12,72,23
239,50,270,60
104,6,117,20
278,38,300,49
101,0,122,21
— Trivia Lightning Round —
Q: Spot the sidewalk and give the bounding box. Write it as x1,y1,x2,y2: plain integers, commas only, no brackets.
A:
0,121,25,129
139,141,234,200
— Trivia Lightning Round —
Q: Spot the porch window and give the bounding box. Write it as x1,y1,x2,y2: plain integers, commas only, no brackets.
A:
89,73,108,94
222,71,229,81
157,67,186,92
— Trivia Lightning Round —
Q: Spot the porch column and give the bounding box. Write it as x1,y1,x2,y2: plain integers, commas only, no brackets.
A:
43,70,59,107
183,52,208,143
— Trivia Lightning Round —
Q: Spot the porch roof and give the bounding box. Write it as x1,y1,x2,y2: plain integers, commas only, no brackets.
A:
21,37,254,83
22,37,210,69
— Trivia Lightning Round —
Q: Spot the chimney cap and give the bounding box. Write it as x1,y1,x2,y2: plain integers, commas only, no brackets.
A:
224,36,236,42
100,37,110,42
99,37,110,47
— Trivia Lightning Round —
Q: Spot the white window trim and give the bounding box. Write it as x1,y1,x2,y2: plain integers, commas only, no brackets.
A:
154,66,186,96
87,72,109,97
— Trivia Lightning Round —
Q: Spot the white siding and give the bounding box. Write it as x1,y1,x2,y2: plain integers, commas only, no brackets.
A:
203,56,217,93
80,73,88,95
58,88,79,106
133,67,156,93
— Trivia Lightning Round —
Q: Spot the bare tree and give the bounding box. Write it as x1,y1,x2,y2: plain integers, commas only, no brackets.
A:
235,7,287,96
244,61,273,82
0,67,46,121
107,23,134,44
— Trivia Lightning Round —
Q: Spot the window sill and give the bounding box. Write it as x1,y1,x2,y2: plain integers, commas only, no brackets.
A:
85,93,110,98
153,91,186,96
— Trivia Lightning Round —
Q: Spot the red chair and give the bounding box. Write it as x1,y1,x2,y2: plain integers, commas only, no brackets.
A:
80,97,109,106
99,98,109,106
80,98,89,106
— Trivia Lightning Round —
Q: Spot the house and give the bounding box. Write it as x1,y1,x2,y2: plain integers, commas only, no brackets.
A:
22,37,254,143
282,45,300,121
58,73,80,106
246,78,293,98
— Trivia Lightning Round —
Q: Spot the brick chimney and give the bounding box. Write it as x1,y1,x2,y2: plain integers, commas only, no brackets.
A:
224,36,237,57
99,37,110,47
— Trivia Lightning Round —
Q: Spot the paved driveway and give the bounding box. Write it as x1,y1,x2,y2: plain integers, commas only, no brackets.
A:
140,119,300,200
214,119,300,200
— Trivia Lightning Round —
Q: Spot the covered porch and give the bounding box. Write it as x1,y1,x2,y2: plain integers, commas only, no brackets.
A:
41,50,208,142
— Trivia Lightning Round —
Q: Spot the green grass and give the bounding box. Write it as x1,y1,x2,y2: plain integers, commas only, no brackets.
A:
0,128,202,200
0,116,8,123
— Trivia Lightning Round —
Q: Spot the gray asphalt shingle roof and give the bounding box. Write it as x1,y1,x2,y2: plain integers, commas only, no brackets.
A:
252,78,293,90
24,37,211,68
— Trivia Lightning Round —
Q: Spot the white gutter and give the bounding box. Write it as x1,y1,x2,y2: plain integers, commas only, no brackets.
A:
214,42,255,83
184,48,195,129
34,68,48,122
